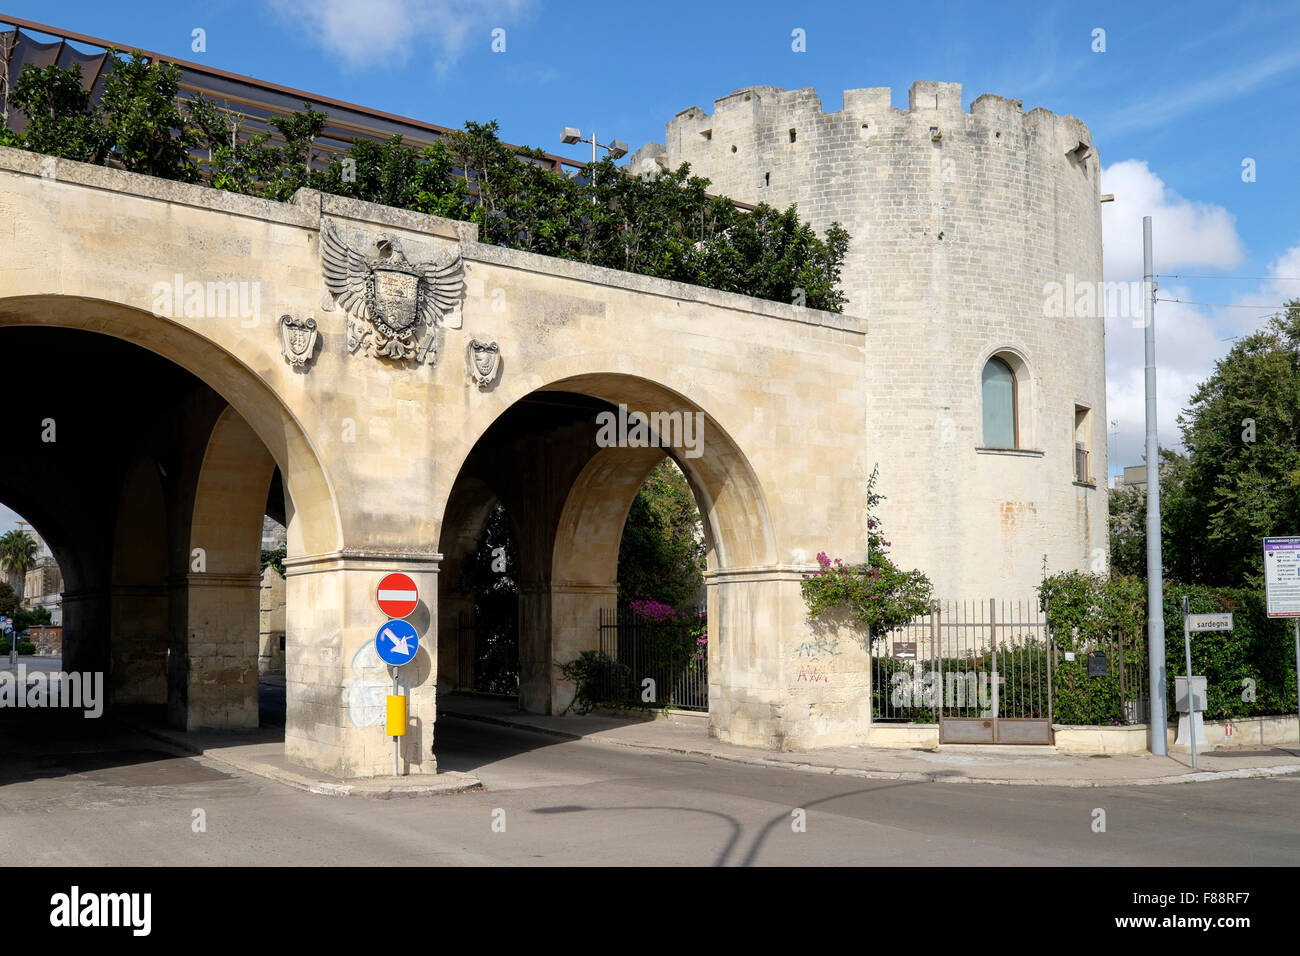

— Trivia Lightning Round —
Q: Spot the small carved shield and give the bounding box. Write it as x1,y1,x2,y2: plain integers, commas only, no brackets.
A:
280,314,318,368
468,339,501,389
369,268,421,333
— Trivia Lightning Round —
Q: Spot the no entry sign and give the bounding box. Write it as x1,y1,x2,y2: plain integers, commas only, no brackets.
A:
375,572,419,619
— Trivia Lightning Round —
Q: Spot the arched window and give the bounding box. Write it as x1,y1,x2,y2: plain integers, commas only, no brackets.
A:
981,357,1017,448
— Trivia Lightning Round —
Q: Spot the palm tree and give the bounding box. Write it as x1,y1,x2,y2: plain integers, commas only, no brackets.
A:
0,529,38,604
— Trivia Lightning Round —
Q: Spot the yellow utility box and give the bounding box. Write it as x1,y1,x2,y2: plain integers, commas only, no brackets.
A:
386,694,407,736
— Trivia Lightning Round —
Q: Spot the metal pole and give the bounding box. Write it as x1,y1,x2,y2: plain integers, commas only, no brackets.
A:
1143,216,1168,755
1294,619,1300,751
1182,595,1196,770
392,667,399,777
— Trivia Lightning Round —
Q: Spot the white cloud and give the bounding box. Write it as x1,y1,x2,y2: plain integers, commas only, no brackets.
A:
267,0,534,69
1101,159,1245,279
1104,229,1300,479
1100,160,1255,476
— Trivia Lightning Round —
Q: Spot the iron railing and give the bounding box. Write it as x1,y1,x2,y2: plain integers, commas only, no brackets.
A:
597,607,707,711
872,598,1150,726
871,599,1052,723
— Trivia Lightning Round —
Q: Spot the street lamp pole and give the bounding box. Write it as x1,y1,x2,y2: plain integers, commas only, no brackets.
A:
1143,215,1168,756
559,127,628,202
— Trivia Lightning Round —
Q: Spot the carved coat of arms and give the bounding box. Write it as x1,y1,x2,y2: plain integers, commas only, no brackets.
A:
321,222,464,364
279,314,319,368
467,339,501,389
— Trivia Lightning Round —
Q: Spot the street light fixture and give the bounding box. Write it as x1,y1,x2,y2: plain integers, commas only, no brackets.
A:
558,127,628,165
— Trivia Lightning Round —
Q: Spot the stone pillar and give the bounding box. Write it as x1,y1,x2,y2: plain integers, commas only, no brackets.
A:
60,588,111,677
284,551,439,778
549,582,616,713
258,566,286,676
109,585,169,705
517,581,551,714
707,569,870,750
181,571,262,729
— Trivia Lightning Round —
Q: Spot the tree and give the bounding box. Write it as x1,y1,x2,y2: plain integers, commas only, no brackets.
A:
0,580,16,617
617,459,706,611
15,605,52,630
1,57,853,312
96,51,200,181
1162,303,1300,586
0,529,38,602
456,505,520,694
1108,484,1146,578
5,61,106,162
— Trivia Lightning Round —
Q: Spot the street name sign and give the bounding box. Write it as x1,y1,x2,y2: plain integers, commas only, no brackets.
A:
1186,613,1233,632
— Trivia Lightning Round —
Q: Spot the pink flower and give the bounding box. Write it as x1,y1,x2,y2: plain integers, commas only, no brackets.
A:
816,552,832,568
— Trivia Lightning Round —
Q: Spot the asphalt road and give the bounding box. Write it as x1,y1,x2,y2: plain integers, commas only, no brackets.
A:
1,710,1298,866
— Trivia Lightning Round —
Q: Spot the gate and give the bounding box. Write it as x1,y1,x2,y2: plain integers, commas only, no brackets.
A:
872,599,1054,745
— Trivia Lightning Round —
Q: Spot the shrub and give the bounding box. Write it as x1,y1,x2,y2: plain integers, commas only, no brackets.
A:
1036,571,1298,723
559,650,635,715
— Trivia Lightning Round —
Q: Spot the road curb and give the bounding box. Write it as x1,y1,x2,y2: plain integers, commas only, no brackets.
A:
118,718,482,798
438,710,1300,788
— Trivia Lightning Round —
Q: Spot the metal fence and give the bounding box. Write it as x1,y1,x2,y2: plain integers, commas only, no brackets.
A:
872,598,1151,726
871,599,1052,723
597,607,708,711
456,611,519,695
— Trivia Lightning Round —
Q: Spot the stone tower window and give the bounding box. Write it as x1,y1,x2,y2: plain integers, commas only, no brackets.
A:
981,357,1018,448
789,128,797,143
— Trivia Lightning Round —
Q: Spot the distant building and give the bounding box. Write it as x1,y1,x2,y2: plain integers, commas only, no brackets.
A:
1114,464,1149,492
20,534,62,625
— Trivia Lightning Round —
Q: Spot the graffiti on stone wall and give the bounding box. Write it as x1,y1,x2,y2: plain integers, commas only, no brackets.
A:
793,635,839,685
345,642,390,727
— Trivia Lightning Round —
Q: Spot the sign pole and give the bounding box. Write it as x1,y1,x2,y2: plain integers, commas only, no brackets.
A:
1181,596,1196,769
392,666,400,778
1294,619,1300,751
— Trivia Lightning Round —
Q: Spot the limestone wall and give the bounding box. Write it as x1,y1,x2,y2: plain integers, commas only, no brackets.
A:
259,565,286,675
635,82,1108,599
0,144,872,766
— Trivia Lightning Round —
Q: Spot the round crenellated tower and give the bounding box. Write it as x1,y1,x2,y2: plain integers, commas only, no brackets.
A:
630,81,1108,601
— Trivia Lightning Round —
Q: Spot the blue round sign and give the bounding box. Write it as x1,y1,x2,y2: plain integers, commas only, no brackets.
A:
374,618,420,667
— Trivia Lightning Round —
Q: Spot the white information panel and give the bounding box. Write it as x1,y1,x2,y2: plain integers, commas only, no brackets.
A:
1263,536,1300,617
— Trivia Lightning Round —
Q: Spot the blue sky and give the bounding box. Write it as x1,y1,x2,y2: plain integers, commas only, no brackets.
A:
3,0,1299,532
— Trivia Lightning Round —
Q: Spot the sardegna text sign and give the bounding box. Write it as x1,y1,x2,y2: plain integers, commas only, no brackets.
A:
1186,613,1233,632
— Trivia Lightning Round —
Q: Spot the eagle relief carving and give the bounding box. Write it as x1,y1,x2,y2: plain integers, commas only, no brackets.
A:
321,221,464,365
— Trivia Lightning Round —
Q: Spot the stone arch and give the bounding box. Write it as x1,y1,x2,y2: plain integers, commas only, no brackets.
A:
548,445,670,712
434,475,506,693
438,368,777,718
438,363,778,572
0,295,341,557
174,406,277,730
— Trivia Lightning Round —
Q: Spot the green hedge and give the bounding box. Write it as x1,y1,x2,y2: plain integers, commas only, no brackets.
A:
1161,583,1297,720
1032,572,1298,724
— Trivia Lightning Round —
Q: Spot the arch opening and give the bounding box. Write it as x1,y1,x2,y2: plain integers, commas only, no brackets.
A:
0,312,335,741
436,374,775,720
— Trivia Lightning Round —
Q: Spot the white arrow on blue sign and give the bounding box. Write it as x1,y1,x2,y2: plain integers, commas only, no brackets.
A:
375,619,420,667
